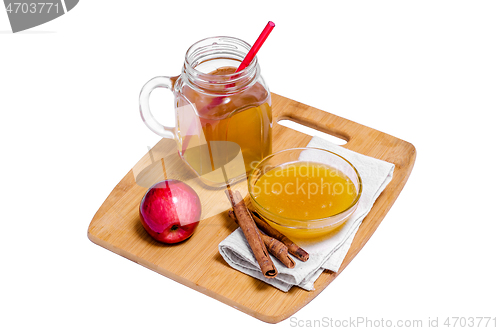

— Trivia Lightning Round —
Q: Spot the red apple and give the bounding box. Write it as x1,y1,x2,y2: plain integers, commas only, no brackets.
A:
139,180,201,244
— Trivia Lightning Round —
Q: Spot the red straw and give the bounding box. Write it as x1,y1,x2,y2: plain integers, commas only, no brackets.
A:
236,21,275,72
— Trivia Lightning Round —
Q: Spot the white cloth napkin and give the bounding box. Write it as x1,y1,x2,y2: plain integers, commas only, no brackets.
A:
218,136,395,292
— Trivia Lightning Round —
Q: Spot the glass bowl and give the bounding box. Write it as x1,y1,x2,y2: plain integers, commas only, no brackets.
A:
248,147,363,239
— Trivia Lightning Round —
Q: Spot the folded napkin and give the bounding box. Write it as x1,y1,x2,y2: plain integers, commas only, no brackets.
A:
219,136,395,292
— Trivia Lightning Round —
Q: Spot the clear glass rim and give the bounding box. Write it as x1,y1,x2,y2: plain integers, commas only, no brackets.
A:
183,36,258,87
248,147,364,228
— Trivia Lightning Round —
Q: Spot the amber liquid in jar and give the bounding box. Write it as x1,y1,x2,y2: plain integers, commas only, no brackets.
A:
178,66,272,181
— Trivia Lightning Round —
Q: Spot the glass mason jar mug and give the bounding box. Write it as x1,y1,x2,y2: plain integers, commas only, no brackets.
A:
139,36,272,186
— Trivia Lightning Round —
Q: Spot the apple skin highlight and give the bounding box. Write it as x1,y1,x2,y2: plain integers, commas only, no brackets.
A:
139,180,201,244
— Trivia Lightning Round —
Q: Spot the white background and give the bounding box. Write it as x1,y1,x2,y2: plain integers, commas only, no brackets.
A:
1,1,499,330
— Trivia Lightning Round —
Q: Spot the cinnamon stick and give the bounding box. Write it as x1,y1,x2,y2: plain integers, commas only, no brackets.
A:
225,190,277,278
228,210,295,268
250,210,310,262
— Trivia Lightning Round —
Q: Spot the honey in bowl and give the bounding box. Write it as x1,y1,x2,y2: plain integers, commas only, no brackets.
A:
250,159,360,239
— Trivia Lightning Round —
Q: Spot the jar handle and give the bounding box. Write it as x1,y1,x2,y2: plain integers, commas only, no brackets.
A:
139,76,178,139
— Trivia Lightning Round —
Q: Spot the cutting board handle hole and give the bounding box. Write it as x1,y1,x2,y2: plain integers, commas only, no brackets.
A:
277,120,348,145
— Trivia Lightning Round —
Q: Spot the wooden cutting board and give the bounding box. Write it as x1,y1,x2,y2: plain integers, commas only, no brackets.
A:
88,93,416,323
